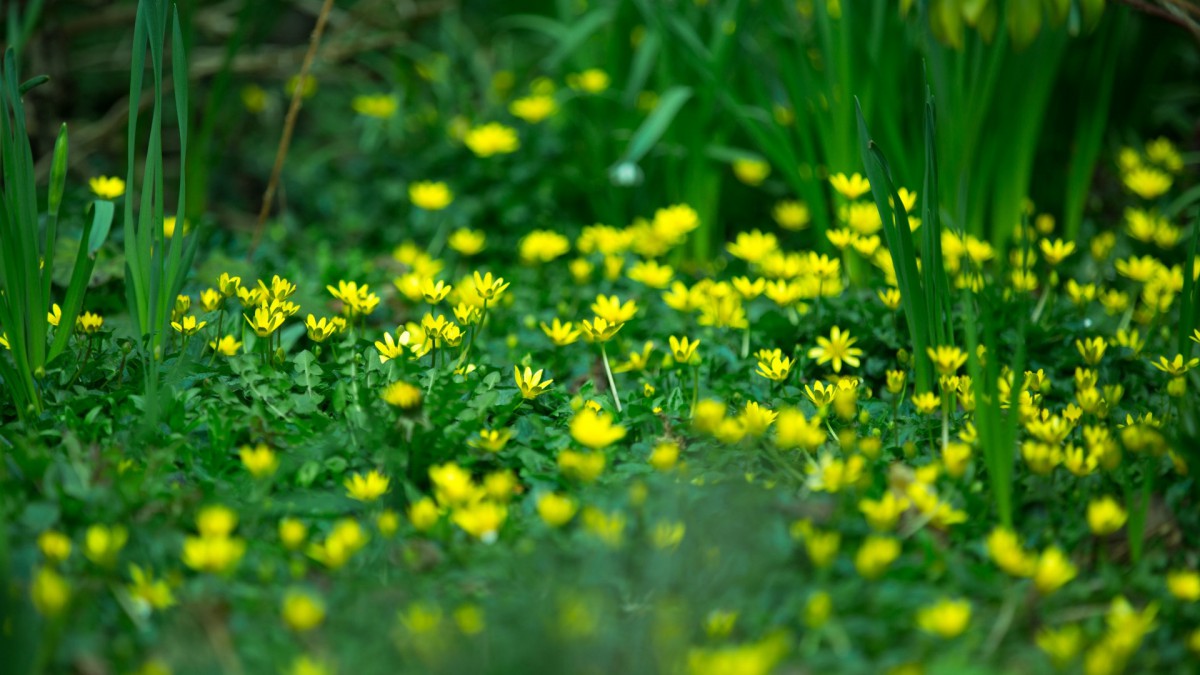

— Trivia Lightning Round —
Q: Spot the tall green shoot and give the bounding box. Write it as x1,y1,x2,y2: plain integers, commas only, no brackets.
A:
122,0,197,388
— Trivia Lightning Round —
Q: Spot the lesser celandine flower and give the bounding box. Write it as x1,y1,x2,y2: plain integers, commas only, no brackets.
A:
352,93,397,118
648,441,680,471
808,326,863,373
855,536,901,579
1123,165,1172,199
567,68,609,93
541,318,580,346
279,518,308,550
912,391,941,414
514,366,553,399
76,311,104,334
536,493,578,528
451,500,507,542
668,335,699,363
240,442,279,478
345,470,390,502
732,158,770,186
382,381,422,409
1037,624,1083,668
1087,496,1128,535
38,531,72,563
245,306,284,337
1039,238,1076,266
409,181,453,210
1034,547,1077,594
1167,570,1200,601
755,351,792,382
89,175,126,199
468,429,512,453
581,316,623,342
128,565,175,612
85,524,128,566
473,271,510,300
829,172,870,199
305,315,337,342
520,230,571,264
307,519,368,569
409,498,440,531
464,122,519,157
558,449,606,483
859,492,909,532
570,408,626,450
171,315,207,336
31,566,70,616
282,588,326,631
916,598,971,639
375,332,406,363
509,94,557,123
1151,353,1199,376
209,335,242,356
773,199,810,230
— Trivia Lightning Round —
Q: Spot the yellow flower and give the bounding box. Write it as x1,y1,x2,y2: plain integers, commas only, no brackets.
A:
1039,238,1076,266
520,230,571,264
384,381,427,408
326,280,379,318
464,122,520,157
1167,570,1200,601
668,335,700,364
282,589,326,631
47,303,62,326
859,492,909,532
651,520,685,549
162,216,190,238
727,229,778,264
537,493,578,527
581,507,625,547
199,288,222,312
773,200,810,230
567,68,609,93
1123,165,1172,199
182,534,245,574
240,443,279,478
912,391,941,414
128,565,175,612
472,271,511,300
591,294,638,324
451,500,507,542
808,326,863,372
829,172,870,199
245,306,284,337
514,365,553,399
209,335,242,356
649,441,680,471
805,591,832,629
1036,624,1083,668
1150,353,1199,376
345,470,390,502
409,181,453,210
1087,496,1128,535
1034,547,1077,594
408,497,440,531
85,524,128,566
304,315,337,343
802,528,840,568
351,93,397,119
541,318,581,346
289,656,330,675
374,331,406,364
627,259,674,288
171,315,207,336
855,535,901,579
468,428,513,453
774,408,825,451
76,311,104,334
38,531,72,564
916,598,971,639
1075,337,1107,366
421,279,453,304
449,228,486,255
733,158,770,186
570,408,627,450
558,449,606,483
279,518,308,550
581,316,624,342
926,345,967,375
286,74,317,98
89,175,126,199
755,352,793,382
31,566,70,616
509,95,557,123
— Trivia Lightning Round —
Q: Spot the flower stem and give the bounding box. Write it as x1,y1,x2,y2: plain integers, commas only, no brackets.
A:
600,343,623,413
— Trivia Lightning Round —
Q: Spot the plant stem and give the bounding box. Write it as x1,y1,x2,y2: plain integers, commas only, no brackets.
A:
600,343,623,413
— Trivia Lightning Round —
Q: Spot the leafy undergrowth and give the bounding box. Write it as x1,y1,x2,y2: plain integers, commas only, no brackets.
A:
5,137,1200,675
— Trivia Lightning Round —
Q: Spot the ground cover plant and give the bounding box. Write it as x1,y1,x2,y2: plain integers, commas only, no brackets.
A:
3,1,1200,673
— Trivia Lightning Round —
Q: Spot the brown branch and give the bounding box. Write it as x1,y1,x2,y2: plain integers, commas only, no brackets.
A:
248,0,336,259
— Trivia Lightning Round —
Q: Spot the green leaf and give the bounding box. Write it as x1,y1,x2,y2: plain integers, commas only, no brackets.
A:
612,86,693,170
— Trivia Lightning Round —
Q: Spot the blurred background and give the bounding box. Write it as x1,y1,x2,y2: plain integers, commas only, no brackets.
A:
10,0,1200,266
